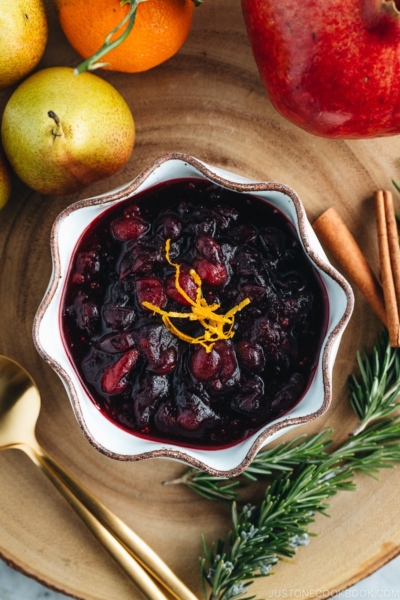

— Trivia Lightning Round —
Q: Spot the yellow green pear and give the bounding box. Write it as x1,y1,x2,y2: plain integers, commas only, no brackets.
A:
0,0,48,89
0,151,11,209
1,67,135,195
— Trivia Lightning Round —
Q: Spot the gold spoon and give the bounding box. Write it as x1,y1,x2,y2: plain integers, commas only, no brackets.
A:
0,355,198,600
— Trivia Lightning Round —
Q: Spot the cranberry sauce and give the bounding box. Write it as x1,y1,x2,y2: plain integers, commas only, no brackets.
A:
61,179,327,449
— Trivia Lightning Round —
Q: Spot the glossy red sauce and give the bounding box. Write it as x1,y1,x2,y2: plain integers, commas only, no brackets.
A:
61,179,328,449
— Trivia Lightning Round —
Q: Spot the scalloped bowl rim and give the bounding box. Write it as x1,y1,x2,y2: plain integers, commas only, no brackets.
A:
32,153,354,477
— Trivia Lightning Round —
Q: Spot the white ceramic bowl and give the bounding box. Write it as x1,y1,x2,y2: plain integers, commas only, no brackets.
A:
33,154,353,477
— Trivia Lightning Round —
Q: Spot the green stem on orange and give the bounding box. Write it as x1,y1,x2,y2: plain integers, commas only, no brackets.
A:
74,0,203,75
74,0,145,75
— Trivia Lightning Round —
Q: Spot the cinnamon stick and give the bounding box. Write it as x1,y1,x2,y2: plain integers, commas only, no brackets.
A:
383,191,400,309
313,207,387,326
375,190,400,347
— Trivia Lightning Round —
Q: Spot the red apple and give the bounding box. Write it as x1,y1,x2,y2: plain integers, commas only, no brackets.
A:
242,0,400,139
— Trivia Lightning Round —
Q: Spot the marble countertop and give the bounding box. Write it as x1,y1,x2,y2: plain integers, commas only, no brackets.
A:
1,555,399,599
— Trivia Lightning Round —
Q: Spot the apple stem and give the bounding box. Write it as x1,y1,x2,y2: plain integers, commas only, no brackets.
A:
48,111,63,138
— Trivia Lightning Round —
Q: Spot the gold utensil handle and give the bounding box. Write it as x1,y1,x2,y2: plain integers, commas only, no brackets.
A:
36,445,198,600
22,444,169,600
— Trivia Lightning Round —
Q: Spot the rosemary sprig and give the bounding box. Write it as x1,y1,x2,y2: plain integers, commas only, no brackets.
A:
163,430,333,505
200,465,356,600
174,331,400,600
348,330,400,435
243,429,333,478
200,418,400,600
75,0,202,75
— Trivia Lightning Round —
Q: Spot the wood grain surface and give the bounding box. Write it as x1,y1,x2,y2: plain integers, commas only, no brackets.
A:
1,0,400,598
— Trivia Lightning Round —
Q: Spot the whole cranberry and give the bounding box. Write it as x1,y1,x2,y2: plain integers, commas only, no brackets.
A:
103,304,136,330
135,277,167,310
133,375,169,428
156,214,182,240
189,347,221,382
154,401,177,433
95,331,136,354
207,341,241,393
195,260,229,287
195,233,223,262
176,390,218,432
231,376,264,415
165,272,197,305
101,349,139,395
214,341,240,386
235,341,265,372
137,324,178,375
119,250,159,279
111,217,149,241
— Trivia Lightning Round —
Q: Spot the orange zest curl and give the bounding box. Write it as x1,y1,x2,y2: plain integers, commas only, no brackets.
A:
142,239,251,352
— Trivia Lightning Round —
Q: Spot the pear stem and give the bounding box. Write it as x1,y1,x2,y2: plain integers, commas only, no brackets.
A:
48,111,60,126
48,111,63,138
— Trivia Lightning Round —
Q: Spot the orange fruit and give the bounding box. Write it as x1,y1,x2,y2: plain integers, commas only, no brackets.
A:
55,0,194,73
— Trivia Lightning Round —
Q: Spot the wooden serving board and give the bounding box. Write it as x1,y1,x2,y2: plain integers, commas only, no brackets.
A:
1,1,400,598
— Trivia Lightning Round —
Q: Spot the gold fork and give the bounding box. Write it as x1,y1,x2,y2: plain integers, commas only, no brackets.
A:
0,355,198,600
